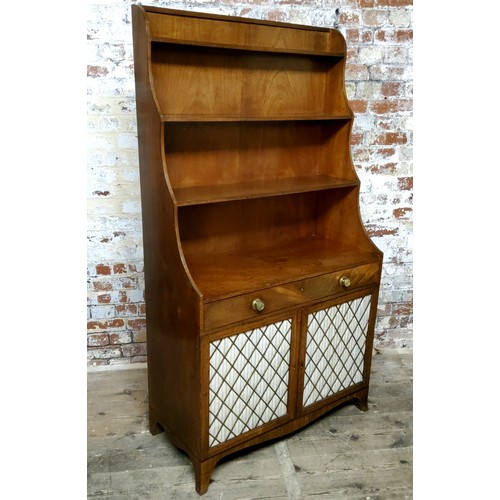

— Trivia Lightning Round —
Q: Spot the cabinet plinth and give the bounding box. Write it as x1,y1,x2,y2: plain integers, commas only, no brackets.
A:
132,4,383,495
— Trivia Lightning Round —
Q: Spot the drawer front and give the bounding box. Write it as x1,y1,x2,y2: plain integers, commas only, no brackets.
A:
204,262,380,331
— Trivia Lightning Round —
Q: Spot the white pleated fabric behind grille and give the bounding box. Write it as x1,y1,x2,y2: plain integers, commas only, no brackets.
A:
303,295,371,407
208,319,292,447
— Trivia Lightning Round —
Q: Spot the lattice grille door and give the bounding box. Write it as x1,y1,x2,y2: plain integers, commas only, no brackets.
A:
208,319,292,448
303,295,371,408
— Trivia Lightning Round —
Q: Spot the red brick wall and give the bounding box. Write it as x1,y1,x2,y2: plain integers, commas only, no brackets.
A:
87,0,413,366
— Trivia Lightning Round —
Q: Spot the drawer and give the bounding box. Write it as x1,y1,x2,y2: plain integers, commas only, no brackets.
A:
204,262,381,331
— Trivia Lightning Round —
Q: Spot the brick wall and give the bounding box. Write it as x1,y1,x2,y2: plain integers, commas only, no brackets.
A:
87,0,413,366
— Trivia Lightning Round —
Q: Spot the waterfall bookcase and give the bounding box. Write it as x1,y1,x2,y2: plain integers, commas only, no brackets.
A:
131,4,383,495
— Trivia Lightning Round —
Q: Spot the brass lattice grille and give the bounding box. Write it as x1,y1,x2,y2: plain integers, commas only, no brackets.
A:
208,319,292,447
303,295,371,407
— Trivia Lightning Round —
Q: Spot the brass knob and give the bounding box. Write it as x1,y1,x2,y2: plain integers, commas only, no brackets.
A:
339,276,351,288
251,298,265,312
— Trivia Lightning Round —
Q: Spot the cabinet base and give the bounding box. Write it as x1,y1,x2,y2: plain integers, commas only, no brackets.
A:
148,406,165,436
150,388,371,495
353,387,369,412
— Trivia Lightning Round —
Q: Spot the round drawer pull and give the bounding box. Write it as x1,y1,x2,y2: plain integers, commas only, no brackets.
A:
339,276,351,288
251,298,265,312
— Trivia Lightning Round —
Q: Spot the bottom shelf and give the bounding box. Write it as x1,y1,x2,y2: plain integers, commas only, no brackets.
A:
183,236,381,301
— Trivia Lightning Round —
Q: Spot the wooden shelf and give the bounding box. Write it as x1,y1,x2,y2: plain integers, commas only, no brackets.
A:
151,36,344,58
161,114,353,122
174,175,358,206
183,236,380,301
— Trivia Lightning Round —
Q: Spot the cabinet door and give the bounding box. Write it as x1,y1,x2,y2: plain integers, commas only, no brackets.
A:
302,293,373,409
207,317,293,448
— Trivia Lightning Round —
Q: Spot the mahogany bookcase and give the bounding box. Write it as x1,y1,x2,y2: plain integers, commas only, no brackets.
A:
131,4,383,494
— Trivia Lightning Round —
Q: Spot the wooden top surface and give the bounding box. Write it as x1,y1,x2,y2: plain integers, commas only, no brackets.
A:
183,236,381,301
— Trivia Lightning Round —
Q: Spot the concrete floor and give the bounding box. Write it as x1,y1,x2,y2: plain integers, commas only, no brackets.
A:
88,349,412,499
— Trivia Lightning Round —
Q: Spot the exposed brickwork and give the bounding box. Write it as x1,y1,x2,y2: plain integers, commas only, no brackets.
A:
87,0,413,365
87,263,146,365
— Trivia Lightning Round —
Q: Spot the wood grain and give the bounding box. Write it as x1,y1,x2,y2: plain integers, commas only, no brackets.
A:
204,262,380,330
152,44,348,119
146,7,347,56
132,4,383,494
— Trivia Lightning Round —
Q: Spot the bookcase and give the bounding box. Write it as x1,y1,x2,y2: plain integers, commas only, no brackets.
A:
132,4,383,494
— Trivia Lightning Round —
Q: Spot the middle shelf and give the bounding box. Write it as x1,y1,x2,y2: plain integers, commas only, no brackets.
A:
164,119,357,205
174,174,358,206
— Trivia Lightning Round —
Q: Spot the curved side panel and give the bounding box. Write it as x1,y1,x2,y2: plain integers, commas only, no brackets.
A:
132,4,203,460
160,123,203,298
328,32,383,259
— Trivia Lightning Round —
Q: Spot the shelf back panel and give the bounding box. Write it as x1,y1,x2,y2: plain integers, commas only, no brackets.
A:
164,121,354,192
178,187,367,258
179,192,318,257
151,44,349,119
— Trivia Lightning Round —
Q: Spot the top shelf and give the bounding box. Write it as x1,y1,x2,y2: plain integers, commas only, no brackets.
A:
145,8,346,57
150,36,345,58
160,113,353,123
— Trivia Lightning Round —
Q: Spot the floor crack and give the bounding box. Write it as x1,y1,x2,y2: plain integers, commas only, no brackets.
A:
275,441,303,500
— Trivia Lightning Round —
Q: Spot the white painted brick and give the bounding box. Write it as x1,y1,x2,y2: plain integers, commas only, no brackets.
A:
345,82,356,100
311,9,341,28
90,305,116,319
388,9,412,28
87,152,117,168
127,289,144,303
87,198,124,216
289,9,313,26
116,98,136,114
88,116,121,132
360,193,377,205
87,236,144,263
398,147,413,162
87,347,122,360
358,46,384,65
88,101,112,115
362,9,388,27
110,332,133,344
119,169,140,183
369,64,412,81
114,181,141,198
117,133,138,149
353,114,376,132
87,166,117,184
87,134,114,151
356,81,382,100
114,152,138,168
383,46,408,64
125,118,138,133
122,200,141,214
88,215,142,233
